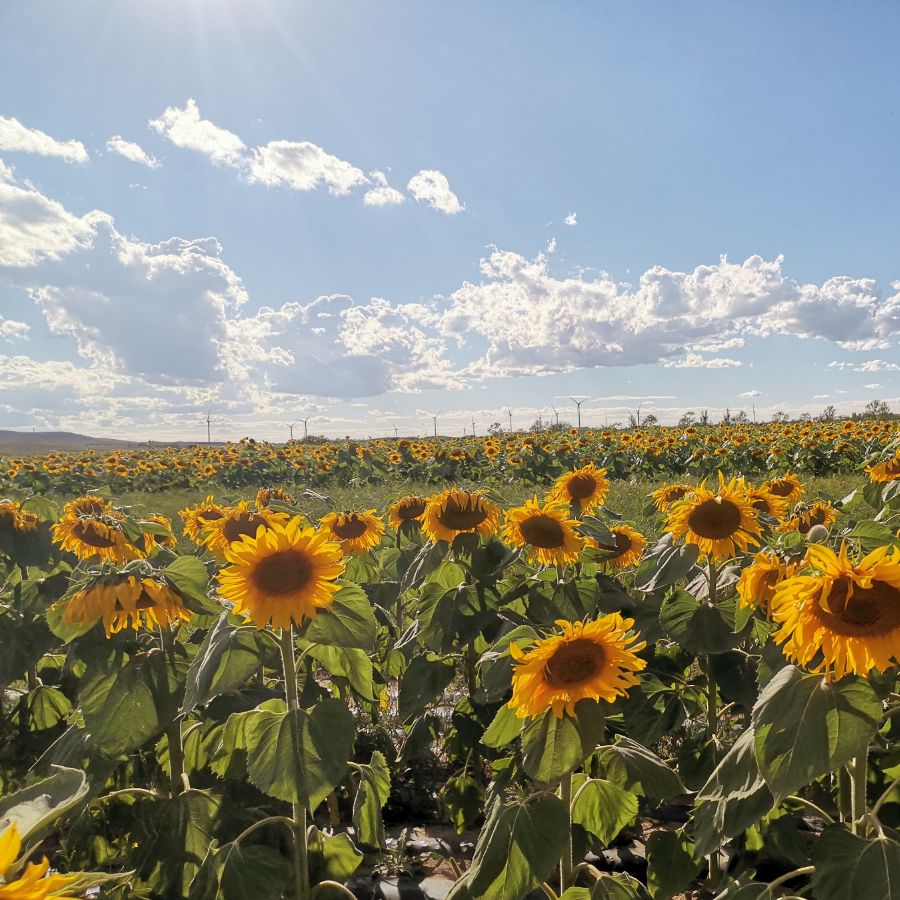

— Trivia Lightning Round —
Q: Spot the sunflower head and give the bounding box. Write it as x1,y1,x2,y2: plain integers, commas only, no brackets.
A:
737,550,800,614
867,454,900,483
202,501,287,558
319,510,385,554
509,616,646,718
387,496,430,530
51,513,144,563
771,542,900,680
61,575,192,637
588,524,648,571
650,483,693,512
665,474,761,561
502,497,583,566
422,490,500,544
745,485,790,521
218,518,346,630
778,500,837,536
142,514,177,549
763,472,805,504
549,464,610,513
0,821,80,898
63,495,114,518
180,496,227,540
0,500,22,534
256,487,294,509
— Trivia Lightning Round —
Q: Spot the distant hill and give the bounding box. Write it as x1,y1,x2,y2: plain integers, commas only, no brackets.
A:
0,431,229,456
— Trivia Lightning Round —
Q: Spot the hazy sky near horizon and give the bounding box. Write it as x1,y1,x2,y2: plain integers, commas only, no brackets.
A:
1,0,899,440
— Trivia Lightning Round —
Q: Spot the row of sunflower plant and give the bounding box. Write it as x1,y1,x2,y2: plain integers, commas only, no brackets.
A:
2,441,900,898
2,416,899,496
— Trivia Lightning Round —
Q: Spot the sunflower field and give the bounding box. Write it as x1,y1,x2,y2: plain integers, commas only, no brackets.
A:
3,440,900,900
1,417,898,496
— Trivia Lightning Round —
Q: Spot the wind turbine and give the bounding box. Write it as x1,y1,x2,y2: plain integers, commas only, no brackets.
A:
569,396,588,430
507,406,513,432
422,410,442,438
205,411,212,446
300,415,312,441
284,421,298,442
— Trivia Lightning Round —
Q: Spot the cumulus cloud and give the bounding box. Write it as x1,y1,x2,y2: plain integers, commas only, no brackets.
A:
0,116,88,163
364,171,405,206
149,100,246,166
865,383,883,389
740,390,762,398
853,359,900,372
663,353,742,369
564,212,577,226
407,170,464,214
439,249,900,379
106,136,160,168
248,141,367,196
0,318,28,340
814,394,830,399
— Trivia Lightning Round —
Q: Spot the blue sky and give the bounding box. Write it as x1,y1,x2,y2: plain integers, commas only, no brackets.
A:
1,0,899,440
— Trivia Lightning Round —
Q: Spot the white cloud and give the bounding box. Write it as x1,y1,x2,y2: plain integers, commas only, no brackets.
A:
739,390,762,398
865,383,883,389
854,359,900,372
0,116,88,163
564,212,577,226
0,318,28,340
814,394,830,399
829,362,853,369
696,337,745,352
364,171,405,206
407,170,464,214
663,353,742,369
149,99,246,166
106,136,160,168
249,141,367,196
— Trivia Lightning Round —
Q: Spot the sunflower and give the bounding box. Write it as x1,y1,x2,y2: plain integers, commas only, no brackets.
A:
762,472,805,504
508,617,646,718
180,496,227,539
51,514,144,564
422,490,501,544
867,453,900,483
0,821,80,899
217,519,346,630
665,474,761,561
256,487,294,509
549,464,610,514
737,551,802,615
63,495,114,518
319,510,385,554
201,502,287,558
650,483,693,513
771,543,900,680
61,576,192,637
778,500,838,536
141,514,177,550
502,498,583,566
744,484,790,521
387,496,430,530
0,500,22,535
588,524,648,571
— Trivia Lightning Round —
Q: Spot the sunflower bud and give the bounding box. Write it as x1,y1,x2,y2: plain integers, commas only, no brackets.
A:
805,524,830,543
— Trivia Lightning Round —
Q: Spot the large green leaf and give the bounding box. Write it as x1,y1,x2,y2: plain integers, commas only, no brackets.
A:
448,794,567,900
305,581,378,651
27,684,73,730
307,828,363,886
418,582,495,654
571,775,638,846
752,666,881,804
398,653,456,720
646,830,703,900
0,766,88,841
811,827,900,900
245,698,356,809
522,701,605,783
189,842,291,900
633,542,700,592
442,773,487,833
352,751,390,847
560,875,652,900
163,556,220,615
593,737,685,800
183,615,272,712
309,645,375,700
659,589,736,654
481,703,523,749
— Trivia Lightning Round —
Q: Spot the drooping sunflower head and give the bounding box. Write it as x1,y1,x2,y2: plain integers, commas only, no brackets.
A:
867,453,900,483
0,821,80,898
778,500,838,536
63,495,114,519
142,514,177,550
762,472,805,504
256,487,294,509
51,513,144,563
745,484,791,522
771,542,900,680
218,518,346,630
650,483,693,513
61,575,192,638
0,500,21,534
549,464,610,513
588,524,648,571
387,496,430,530
319,510,385,554
508,616,646,718
202,501,287,558
422,490,501,544
502,497,583,566
180,495,227,540
665,474,761,561
737,550,801,614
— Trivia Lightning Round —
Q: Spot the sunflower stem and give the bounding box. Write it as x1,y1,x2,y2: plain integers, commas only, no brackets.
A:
159,625,186,797
705,560,719,741
559,770,574,892
279,625,310,900
849,752,869,836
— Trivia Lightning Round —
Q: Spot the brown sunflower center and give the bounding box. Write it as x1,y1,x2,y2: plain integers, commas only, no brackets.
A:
251,549,314,595
436,498,489,531
768,480,795,498
752,498,772,515
72,499,108,517
544,637,606,689
663,487,687,504
332,515,370,540
565,474,598,500
687,498,742,540
397,500,428,521
0,507,16,533
223,512,270,543
798,506,829,535
765,568,781,587
198,509,224,523
885,458,900,476
519,514,565,549
814,576,900,637
72,518,118,548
